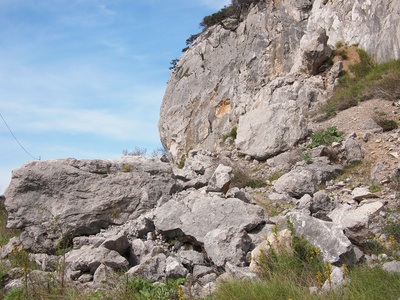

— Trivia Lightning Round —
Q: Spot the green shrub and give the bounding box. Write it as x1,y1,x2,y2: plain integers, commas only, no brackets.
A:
300,152,313,164
121,165,132,172
242,179,267,188
335,41,344,48
309,126,344,148
223,126,238,144
377,119,398,131
178,154,186,169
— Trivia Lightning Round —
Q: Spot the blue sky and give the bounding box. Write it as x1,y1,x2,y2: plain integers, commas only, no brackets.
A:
0,0,230,194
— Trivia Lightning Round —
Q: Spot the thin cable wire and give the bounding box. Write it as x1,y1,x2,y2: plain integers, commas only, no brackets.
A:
0,112,40,160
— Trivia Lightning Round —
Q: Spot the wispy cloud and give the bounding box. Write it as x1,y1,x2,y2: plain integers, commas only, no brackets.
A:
198,0,231,9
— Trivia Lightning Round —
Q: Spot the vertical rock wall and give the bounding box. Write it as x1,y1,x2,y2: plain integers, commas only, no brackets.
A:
159,0,400,163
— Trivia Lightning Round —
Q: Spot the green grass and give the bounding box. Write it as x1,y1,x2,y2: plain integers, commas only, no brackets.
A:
320,49,400,119
214,264,400,300
0,197,19,246
214,218,400,299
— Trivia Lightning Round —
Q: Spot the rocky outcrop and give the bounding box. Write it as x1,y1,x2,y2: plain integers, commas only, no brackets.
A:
2,0,400,297
159,0,400,163
4,156,177,252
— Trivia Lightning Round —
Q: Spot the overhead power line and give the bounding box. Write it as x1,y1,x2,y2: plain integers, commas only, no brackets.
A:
0,112,41,161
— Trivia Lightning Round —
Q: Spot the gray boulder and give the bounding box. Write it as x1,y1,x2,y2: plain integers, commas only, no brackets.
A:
321,266,349,292
64,245,129,274
287,211,356,265
343,135,364,163
310,190,336,221
328,201,385,245
178,250,206,268
165,256,188,279
29,253,59,272
152,193,266,244
299,28,332,75
193,265,213,279
100,233,130,256
273,168,317,198
126,253,167,282
274,158,342,198
93,264,114,287
382,261,400,274
4,156,177,253
207,164,233,194
361,118,383,134
203,227,251,267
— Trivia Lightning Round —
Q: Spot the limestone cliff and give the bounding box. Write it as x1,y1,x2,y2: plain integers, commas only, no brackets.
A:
159,0,400,163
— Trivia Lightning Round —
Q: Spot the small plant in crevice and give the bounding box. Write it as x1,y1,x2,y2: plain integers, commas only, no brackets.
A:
300,152,313,164
267,171,284,183
335,40,345,48
121,164,132,172
223,126,238,144
177,154,186,169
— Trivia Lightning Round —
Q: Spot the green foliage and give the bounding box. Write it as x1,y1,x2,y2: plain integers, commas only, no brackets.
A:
185,33,201,46
200,0,262,30
223,126,238,144
369,184,382,193
0,197,19,246
335,40,344,48
242,179,267,188
333,49,348,59
95,276,187,300
383,203,400,242
3,287,24,300
251,191,294,217
177,154,186,169
342,265,400,299
377,119,398,131
300,152,313,164
365,236,385,255
309,126,344,148
169,58,179,70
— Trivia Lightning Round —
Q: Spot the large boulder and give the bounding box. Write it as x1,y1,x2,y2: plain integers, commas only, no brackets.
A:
152,193,266,244
4,156,177,253
299,28,332,75
273,158,342,198
236,101,309,160
203,227,251,267
287,211,356,265
328,201,386,245
64,245,129,274
206,164,233,194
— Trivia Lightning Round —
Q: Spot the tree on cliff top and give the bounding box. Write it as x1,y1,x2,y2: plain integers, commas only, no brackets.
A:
200,0,263,30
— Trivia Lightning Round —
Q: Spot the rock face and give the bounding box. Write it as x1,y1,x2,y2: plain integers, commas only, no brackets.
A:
159,0,400,162
4,156,177,252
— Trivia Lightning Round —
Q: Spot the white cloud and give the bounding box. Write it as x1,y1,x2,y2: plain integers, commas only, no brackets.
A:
198,0,231,9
